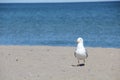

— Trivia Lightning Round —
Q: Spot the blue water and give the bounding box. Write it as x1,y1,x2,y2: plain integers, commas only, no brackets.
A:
0,2,120,48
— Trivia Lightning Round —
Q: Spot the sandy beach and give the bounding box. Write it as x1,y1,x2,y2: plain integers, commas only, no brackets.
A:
0,46,120,80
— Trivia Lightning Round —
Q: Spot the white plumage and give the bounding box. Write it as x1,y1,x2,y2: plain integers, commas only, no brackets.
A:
74,37,88,65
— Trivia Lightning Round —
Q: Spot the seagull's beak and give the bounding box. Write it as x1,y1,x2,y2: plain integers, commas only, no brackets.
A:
77,40,80,43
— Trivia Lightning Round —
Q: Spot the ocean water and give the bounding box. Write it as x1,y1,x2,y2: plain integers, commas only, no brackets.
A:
0,2,120,48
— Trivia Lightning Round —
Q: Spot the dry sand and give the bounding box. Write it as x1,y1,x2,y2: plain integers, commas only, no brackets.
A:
0,46,120,80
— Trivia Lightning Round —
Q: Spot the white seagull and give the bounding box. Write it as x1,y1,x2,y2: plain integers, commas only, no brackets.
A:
74,37,88,66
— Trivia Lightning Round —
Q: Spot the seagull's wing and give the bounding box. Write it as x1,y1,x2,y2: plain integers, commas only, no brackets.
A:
85,48,88,58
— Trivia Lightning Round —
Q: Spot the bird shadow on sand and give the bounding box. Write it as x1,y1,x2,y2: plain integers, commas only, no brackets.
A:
71,64,85,67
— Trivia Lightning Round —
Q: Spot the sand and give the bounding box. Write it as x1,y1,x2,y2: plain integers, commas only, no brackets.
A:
0,46,120,80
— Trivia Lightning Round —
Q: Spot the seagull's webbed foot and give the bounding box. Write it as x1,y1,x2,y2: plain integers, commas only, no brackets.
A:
77,60,85,66
77,63,85,66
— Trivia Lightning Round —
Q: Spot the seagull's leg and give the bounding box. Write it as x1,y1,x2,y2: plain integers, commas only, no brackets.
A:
78,60,79,64
83,60,85,64
77,60,80,66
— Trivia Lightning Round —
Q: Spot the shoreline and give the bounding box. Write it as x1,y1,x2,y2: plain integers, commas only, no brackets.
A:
0,46,120,80
0,45,119,49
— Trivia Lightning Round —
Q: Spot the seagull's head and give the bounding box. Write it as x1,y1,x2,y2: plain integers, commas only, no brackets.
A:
77,37,83,43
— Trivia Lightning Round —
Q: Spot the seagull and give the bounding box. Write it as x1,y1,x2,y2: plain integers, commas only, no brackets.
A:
74,37,88,66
